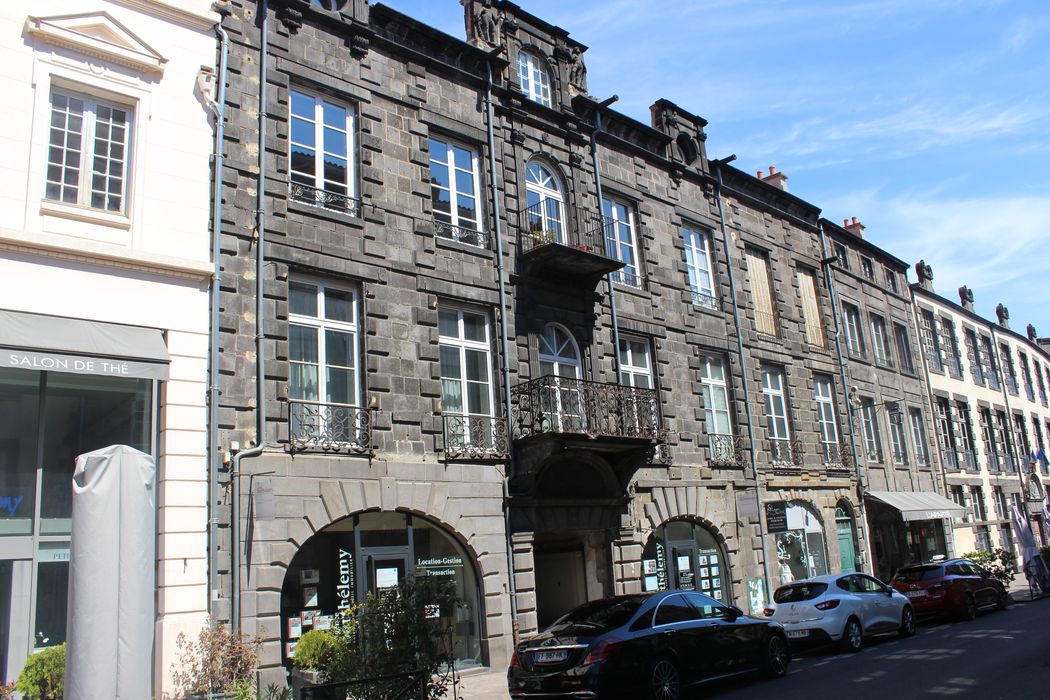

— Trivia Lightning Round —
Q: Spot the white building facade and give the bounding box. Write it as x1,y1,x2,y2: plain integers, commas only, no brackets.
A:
0,0,218,692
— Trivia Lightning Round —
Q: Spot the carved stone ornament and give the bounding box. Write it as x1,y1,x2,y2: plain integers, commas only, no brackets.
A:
996,303,1010,323
1027,323,1038,341
958,285,973,305
568,152,584,167
462,0,504,49
915,259,933,283
277,5,303,34
568,46,587,96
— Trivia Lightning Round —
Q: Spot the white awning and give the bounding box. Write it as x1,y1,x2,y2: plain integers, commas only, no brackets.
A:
866,491,968,522
0,309,169,380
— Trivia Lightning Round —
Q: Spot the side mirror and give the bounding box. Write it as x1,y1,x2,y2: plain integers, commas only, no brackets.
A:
724,605,744,620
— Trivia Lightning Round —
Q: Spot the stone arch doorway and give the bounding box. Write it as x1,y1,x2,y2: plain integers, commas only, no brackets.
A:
279,510,485,669
771,500,829,586
835,500,861,573
641,518,731,602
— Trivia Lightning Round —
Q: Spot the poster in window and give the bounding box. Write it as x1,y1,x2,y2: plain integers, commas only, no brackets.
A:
713,589,723,601
302,586,318,608
712,578,721,589
697,554,708,566
701,579,711,590
287,617,302,639
710,554,719,565
286,641,298,658
643,559,658,575
314,615,332,630
301,610,320,627
699,567,710,578
300,568,320,585
644,575,659,591
376,567,400,589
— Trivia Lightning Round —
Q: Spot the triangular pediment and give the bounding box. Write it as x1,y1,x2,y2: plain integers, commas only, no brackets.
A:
26,12,167,74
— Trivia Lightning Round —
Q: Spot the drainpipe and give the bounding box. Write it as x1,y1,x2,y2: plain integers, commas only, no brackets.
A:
483,52,519,641
712,158,771,604
589,96,623,379
818,221,875,576
205,10,229,622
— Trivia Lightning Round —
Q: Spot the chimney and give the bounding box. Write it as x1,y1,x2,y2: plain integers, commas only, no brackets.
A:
844,216,866,239
760,164,789,191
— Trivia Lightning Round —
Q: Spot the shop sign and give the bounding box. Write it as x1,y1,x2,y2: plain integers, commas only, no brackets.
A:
654,540,668,591
2,350,167,380
336,547,355,611
416,555,463,577
765,502,789,533
0,495,25,517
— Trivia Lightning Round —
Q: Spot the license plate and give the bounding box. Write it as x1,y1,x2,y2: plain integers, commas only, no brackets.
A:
533,650,569,664
786,630,808,639
904,591,925,598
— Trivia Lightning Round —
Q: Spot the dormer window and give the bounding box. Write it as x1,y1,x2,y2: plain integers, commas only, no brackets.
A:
517,50,552,107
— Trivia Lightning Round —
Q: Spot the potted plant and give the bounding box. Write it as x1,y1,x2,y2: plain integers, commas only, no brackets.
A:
289,628,334,691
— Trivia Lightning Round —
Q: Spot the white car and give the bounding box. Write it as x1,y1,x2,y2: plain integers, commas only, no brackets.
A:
764,573,915,652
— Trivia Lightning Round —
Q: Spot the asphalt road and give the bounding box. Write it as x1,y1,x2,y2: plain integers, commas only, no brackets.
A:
705,600,1050,699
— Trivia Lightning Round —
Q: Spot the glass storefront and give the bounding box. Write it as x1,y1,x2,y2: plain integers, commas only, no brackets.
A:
280,511,484,668
641,520,730,602
0,367,153,662
773,502,829,585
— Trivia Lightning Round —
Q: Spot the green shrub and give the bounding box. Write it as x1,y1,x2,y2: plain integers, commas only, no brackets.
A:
16,643,65,700
961,548,1016,586
291,629,334,671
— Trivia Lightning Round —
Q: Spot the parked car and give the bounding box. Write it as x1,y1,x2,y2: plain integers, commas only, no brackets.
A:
765,573,915,652
508,591,790,700
890,558,1008,620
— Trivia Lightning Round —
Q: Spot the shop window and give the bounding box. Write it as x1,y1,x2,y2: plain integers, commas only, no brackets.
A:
0,368,40,535
641,520,729,602
772,502,828,585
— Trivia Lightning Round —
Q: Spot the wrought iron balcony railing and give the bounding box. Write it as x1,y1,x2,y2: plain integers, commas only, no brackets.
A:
988,372,1002,391
441,413,509,461
987,453,1002,473
690,289,720,311
515,204,626,286
770,438,803,467
959,450,977,471
289,181,361,218
511,376,666,442
822,442,855,471
946,356,963,379
434,218,490,248
942,450,959,471
288,399,373,455
925,350,943,372
519,201,583,251
582,214,642,288
708,434,745,467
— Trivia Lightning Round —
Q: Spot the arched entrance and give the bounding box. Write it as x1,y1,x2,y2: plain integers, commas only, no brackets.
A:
772,501,829,585
641,519,731,602
280,511,484,668
835,501,860,573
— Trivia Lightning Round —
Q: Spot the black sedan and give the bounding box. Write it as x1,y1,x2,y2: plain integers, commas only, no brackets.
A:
508,591,790,699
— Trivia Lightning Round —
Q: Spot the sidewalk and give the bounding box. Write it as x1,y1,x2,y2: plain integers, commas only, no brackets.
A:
453,667,510,700
1008,579,1048,603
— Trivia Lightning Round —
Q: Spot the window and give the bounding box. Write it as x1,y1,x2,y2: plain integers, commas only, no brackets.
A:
956,401,978,470
618,337,654,389
797,268,825,347
761,366,792,463
524,161,565,243
860,256,875,281
870,314,891,366
918,310,942,371
993,487,1008,520
700,356,734,462
429,137,483,243
909,408,929,466
995,410,1015,471
939,318,963,379
746,248,779,337
1014,414,1031,458
969,486,987,522
950,485,967,520
1000,343,1019,395
934,397,958,470
46,89,132,213
538,324,582,432
1019,352,1036,401
1036,362,1048,406
833,242,850,271
814,376,840,463
859,398,882,463
683,227,718,309
1033,416,1046,470
517,50,552,107
843,303,864,356
894,323,915,373
289,89,355,213
980,408,1000,472
964,329,984,385
982,337,1001,390
888,406,908,465
539,324,581,379
884,267,899,293
438,306,493,419
603,196,641,287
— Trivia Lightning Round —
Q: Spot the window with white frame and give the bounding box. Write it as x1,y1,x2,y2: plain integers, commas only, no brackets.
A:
700,355,733,461
1000,343,1019,394
289,89,355,212
969,486,987,522
538,323,583,432
683,227,717,309
956,401,978,469
288,279,361,444
909,408,929,465
619,337,653,389
603,196,641,287
843,303,864,355
524,161,566,243
429,136,483,242
894,323,915,374
964,328,984,384
918,309,942,371
980,408,1000,471
982,336,1001,389
884,267,899,293
860,256,875,281
859,397,882,462
517,50,553,107
761,366,791,463
46,88,132,213
888,408,908,465
797,268,825,347
438,306,494,420
814,375,839,462
870,314,891,366
993,486,1008,520
939,318,963,378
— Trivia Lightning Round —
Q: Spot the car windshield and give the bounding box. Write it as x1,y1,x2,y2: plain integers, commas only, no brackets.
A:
552,597,645,631
893,565,943,582
773,583,827,603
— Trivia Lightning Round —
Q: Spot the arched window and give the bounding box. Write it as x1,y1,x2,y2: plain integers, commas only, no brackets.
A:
524,161,566,244
538,323,580,378
642,519,730,603
517,50,552,107
538,324,583,431
835,502,860,573
772,501,829,585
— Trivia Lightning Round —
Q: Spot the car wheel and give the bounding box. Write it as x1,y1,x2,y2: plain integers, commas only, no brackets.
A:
899,606,916,637
962,594,978,621
762,633,790,678
996,590,1009,611
840,616,862,653
648,657,681,700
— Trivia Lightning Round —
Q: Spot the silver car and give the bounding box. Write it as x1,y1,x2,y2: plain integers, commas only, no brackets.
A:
765,573,915,652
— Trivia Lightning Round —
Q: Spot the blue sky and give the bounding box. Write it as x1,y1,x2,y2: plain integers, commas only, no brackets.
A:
385,0,1050,334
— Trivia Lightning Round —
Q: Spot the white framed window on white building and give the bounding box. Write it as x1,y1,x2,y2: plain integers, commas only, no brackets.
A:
46,88,132,213
814,375,840,464
603,196,641,287
909,408,929,465
429,136,484,245
517,50,553,107
762,366,793,464
288,279,362,446
289,88,356,214
683,227,717,310
700,355,734,462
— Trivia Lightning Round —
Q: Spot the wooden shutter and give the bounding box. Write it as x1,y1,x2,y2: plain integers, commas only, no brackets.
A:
797,269,825,347
746,248,776,335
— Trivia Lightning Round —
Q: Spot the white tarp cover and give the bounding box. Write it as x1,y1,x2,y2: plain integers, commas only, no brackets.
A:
866,490,968,522
65,445,156,700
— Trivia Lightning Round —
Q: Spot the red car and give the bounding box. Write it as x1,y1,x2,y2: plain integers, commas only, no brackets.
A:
890,558,1008,620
